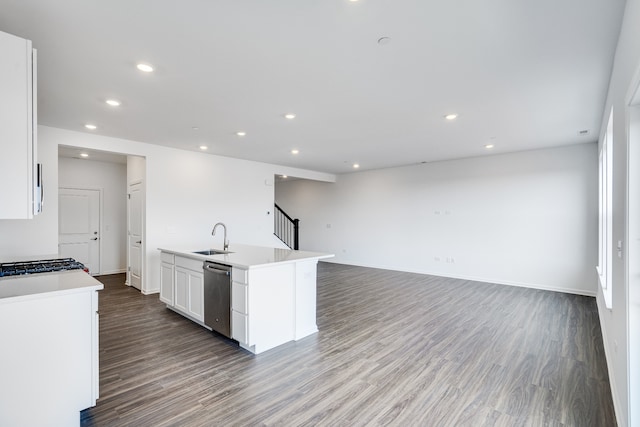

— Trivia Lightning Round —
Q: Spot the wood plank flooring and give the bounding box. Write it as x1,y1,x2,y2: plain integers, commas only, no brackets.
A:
80,263,616,426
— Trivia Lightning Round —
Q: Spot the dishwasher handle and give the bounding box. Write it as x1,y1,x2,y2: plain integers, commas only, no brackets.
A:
205,264,230,275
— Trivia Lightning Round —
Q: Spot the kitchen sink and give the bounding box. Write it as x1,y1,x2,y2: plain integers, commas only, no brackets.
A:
192,249,232,256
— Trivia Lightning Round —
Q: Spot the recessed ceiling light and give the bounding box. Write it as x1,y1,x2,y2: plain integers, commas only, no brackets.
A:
291,149,299,155
377,37,391,45
192,126,199,130
84,124,97,130
106,99,121,107
282,175,288,179
353,163,360,169
578,129,590,136
236,131,246,137
284,113,296,120
199,145,208,150
136,63,154,73
444,113,458,120
80,153,89,158
485,144,495,149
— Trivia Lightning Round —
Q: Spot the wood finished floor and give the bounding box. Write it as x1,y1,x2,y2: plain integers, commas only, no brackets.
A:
81,263,616,427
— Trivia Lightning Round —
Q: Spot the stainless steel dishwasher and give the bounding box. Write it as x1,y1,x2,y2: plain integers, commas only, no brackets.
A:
203,261,232,338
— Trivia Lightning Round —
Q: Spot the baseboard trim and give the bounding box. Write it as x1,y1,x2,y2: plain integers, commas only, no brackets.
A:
98,268,127,276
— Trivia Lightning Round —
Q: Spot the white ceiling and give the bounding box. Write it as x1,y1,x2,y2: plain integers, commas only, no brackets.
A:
0,0,626,174
58,145,127,164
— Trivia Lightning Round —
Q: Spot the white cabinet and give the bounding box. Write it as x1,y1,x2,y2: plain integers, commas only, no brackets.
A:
159,252,174,305
231,267,249,344
231,264,299,354
159,252,204,324
0,288,100,426
0,30,38,219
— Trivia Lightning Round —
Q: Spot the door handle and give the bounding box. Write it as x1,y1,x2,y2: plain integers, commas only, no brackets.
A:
136,240,142,244
91,237,98,241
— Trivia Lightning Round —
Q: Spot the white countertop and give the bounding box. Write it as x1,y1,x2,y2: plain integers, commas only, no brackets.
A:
0,270,104,303
158,243,334,269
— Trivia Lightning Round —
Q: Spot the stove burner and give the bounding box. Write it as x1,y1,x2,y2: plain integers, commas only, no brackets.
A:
0,258,87,277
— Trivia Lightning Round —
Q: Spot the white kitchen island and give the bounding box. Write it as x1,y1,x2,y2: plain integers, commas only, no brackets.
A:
0,270,103,427
158,244,333,354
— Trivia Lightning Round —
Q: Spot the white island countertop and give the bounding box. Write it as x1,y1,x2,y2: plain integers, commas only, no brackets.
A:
0,270,104,304
158,243,334,269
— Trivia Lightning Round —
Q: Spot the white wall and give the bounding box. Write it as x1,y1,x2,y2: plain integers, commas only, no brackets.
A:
0,135,58,258
596,0,640,425
35,125,335,294
58,157,127,274
276,144,597,295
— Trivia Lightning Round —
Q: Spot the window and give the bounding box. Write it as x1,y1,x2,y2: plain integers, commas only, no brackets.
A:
597,108,613,308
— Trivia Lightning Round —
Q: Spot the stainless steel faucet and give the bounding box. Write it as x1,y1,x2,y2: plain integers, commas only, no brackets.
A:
211,222,229,251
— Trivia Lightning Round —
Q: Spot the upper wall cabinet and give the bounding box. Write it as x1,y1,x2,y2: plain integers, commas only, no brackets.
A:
0,30,38,219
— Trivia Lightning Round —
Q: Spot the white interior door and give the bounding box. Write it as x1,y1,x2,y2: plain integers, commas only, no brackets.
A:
59,188,100,274
628,101,640,427
128,182,143,290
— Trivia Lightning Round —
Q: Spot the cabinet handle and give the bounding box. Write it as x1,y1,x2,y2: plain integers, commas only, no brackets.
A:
91,237,98,241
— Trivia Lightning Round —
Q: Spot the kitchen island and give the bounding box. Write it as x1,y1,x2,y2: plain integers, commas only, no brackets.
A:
158,244,333,354
0,270,103,427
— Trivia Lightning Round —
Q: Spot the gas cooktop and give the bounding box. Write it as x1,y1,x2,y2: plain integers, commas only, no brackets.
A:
0,258,87,278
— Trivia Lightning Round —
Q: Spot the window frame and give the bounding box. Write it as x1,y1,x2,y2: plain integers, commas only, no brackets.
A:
597,108,613,308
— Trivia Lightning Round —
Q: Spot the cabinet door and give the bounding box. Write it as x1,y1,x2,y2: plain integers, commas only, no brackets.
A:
160,262,174,305
232,311,248,344
0,30,36,219
232,282,248,314
91,292,99,404
175,267,189,313
187,270,204,322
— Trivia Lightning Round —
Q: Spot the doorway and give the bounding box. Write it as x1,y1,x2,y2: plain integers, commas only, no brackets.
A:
127,180,144,291
58,187,101,274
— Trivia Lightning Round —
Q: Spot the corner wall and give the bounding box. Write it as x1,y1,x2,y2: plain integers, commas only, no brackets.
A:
276,143,598,296
595,0,640,425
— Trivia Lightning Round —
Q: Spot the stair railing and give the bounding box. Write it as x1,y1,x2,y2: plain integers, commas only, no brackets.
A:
274,203,299,250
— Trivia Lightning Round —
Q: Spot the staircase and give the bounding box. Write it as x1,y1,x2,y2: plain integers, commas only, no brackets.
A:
274,203,299,250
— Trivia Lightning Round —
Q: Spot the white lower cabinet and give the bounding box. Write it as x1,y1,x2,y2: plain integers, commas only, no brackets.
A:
174,265,203,321
0,288,100,426
160,253,204,324
231,265,297,354
159,253,174,305
231,310,248,343
231,268,249,344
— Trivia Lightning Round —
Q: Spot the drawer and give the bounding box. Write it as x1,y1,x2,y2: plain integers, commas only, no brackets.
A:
175,255,203,272
160,251,175,264
232,311,248,344
232,282,248,314
232,267,248,284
